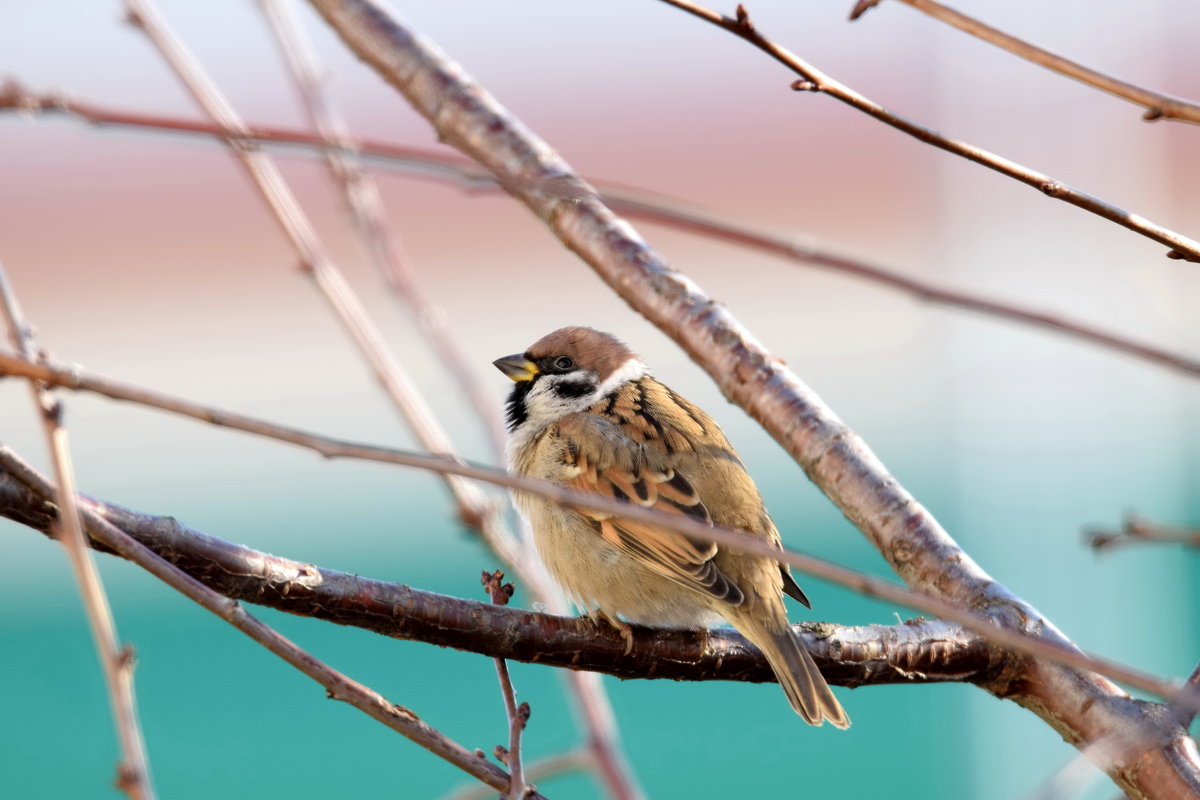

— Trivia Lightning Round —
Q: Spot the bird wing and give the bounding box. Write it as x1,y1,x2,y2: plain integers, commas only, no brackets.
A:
552,413,745,606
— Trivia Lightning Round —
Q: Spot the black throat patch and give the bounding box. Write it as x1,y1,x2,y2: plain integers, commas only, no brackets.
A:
505,380,535,431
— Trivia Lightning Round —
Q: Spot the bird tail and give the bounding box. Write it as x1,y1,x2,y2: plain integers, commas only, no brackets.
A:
736,616,850,728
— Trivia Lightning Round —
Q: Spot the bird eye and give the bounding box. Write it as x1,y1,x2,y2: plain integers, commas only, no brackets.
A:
553,356,574,371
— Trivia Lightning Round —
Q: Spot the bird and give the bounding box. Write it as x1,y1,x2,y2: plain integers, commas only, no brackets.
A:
493,326,849,727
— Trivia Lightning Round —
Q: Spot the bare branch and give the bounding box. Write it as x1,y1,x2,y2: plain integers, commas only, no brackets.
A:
0,348,1194,718
656,0,1200,262
0,465,998,687
251,6,639,790
288,3,1200,793
443,750,592,800
256,0,506,458
0,264,156,800
123,0,507,560
849,0,1200,125
4,83,1197,380
0,446,534,797
1086,514,1200,553
482,570,529,800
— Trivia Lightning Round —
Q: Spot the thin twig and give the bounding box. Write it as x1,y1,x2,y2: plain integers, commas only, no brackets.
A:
657,0,1200,262
0,445,535,797
250,7,638,790
122,0,510,563
483,570,529,800
0,264,156,800
614,199,1200,379
849,0,1200,125
0,349,1196,718
1086,515,1200,553
3,83,1197,380
256,0,506,457
443,750,592,800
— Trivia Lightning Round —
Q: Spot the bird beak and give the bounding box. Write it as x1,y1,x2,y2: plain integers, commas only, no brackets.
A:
493,354,538,382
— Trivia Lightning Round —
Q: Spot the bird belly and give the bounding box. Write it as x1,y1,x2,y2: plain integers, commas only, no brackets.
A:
522,500,724,629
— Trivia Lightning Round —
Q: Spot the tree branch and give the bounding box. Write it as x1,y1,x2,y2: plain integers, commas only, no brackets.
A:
291,3,1200,794
0,464,997,688
482,571,530,800
656,0,1200,262
256,0,507,459
0,346,1191,712
0,264,156,800
255,3,640,792
3,82,1197,379
1085,515,1200,553
849,0,1200,125
0,446,535,798
443,750,592,800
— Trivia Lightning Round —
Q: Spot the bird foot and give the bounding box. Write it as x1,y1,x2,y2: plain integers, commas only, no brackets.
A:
587,610,635,656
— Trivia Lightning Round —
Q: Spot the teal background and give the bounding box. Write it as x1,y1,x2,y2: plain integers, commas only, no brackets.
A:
2,0,1199,798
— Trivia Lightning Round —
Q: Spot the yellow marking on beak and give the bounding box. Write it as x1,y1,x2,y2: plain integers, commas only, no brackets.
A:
493,354,539,382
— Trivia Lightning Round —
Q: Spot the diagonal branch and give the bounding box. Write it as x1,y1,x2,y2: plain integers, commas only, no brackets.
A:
0,264,156,800
656,0,1200,263
3,83,1197,379
0,347,1192,717
293,3,1200,794
122,0,515,571
0,446,536,798
252,5,639,791
256,0,506,459
0,463,998,688
849,0,1200,125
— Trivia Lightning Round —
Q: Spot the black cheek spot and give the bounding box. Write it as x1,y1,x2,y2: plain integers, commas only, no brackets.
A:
554,380,595,399
504,381,534,431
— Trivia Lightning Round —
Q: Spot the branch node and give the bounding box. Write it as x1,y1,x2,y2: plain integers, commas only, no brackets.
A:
734,4,754,31
847,0,882,21
790,79,819,92
482,569,515,606
1039,181,1067,198
117,643,136,670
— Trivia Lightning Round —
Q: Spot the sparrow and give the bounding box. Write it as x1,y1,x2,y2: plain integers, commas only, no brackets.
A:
494,326,849,727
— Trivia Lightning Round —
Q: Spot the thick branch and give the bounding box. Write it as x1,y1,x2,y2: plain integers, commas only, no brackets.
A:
0,468,996,688
850,0,1200,125
3,83,1196,379
293,3,1200,794
0,347,1189,710
0,449,531,797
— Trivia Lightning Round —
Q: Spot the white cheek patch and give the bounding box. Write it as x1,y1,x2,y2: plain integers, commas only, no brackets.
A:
505,357,648,469
597,357,647,396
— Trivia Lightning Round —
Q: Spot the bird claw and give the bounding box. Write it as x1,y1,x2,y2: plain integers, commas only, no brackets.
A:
587,610,635,656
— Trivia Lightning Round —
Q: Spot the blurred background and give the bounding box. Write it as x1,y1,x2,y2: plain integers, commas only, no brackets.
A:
1,1,1198,797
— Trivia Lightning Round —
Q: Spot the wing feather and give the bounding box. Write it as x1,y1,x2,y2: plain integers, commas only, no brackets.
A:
553,413,744,606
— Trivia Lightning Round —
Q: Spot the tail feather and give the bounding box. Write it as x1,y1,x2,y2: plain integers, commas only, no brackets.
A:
738,619,850,728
